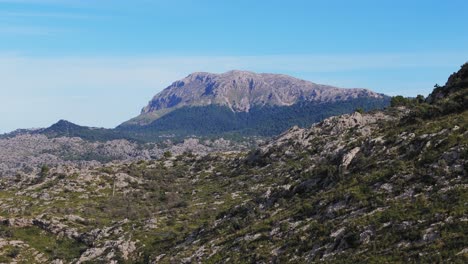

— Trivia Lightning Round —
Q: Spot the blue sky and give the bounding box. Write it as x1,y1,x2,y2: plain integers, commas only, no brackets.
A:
1,0,467,132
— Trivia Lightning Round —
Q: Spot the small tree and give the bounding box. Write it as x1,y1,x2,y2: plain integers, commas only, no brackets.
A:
40,164,50,177
390,95,407,107
35,164,50,184
163,151,172,159
415,94,425,104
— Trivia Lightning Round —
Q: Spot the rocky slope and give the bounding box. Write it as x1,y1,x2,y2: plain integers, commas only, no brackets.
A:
0,134,248,178
0,65,466,263
0,105,465,263
122,70,387,127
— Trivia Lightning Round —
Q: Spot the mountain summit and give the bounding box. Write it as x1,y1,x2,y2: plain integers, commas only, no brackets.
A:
122,70,386,127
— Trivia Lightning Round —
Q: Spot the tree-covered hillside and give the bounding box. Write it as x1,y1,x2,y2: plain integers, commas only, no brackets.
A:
119,97,390,139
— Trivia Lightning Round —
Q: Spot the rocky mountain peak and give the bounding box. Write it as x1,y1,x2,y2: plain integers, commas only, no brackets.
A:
124,70,385,126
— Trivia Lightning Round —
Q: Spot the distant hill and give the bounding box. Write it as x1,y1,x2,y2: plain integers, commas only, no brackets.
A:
37,120,127,142
0,120,132,141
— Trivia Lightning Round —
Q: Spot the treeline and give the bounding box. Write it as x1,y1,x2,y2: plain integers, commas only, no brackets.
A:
390,95,425,107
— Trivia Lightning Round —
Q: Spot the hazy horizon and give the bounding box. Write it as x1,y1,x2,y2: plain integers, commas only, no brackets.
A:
1,0,468,133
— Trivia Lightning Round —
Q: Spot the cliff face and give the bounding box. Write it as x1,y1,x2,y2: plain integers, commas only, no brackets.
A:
124,70,384,126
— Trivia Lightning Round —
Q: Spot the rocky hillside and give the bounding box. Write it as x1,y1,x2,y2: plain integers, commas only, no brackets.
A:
0,134,248,178
120,70,389,137
0,65,465,263
0,108,465,263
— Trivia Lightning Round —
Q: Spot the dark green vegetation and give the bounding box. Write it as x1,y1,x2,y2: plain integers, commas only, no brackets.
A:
39,120,131,142
4,97,389,142
0,64,466,263
119,97,390,138
0,225,86,261
0,119,129,142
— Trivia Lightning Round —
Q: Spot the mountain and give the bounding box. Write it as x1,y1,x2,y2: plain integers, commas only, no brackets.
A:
0,64,465,263
124,70,384,125
37,120,127,142
41,120,92,137
119,70,390,137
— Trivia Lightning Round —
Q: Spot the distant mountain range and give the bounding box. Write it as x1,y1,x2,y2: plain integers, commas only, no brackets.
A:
3,70,390,141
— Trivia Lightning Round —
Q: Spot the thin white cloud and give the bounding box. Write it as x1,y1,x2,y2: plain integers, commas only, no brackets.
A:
0,11,96,19
0,25,60,35
0,52,466,96
0,0,82,5
1,53,465,88
0,0,141,8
